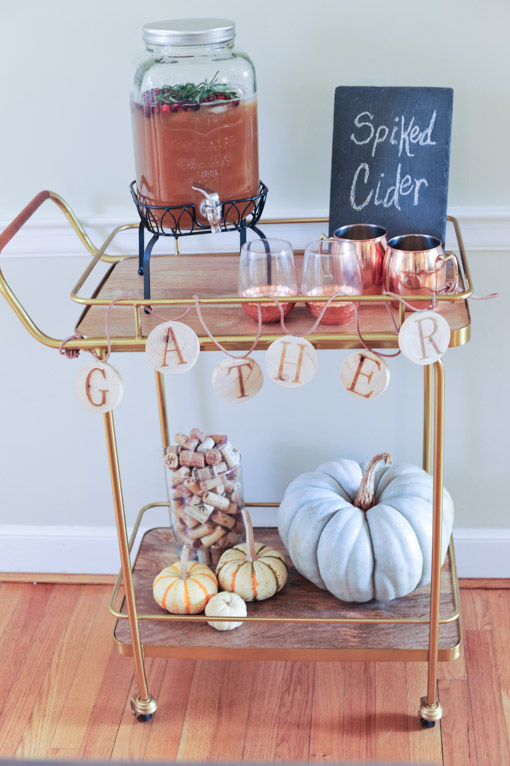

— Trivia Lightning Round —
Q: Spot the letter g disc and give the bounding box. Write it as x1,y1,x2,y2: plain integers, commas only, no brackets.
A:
74,361,124,413
145,320,200,374
398,310,450,365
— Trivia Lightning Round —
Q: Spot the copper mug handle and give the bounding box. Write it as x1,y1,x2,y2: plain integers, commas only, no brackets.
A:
437,252,459,291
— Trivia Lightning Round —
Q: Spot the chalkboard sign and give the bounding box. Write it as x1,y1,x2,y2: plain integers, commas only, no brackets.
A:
329,86,453,242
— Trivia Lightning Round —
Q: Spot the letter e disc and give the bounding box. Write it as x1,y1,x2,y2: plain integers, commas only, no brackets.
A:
340,351,390,399
212,357,263,403
145,320,200,374
74,361,124,413
398,310,450,365
265,335,318,388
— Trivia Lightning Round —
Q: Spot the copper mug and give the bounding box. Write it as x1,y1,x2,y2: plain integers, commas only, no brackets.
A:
333,223,387,294
384,234,458,308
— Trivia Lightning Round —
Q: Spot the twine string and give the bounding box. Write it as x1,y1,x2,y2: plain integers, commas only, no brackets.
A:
193,295,262,360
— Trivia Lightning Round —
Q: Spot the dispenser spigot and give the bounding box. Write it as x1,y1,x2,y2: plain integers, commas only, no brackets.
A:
192,184,223,234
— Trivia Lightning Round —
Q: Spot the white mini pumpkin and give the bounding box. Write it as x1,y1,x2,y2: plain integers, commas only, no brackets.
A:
205,591,247,631
216,509,288,601
153,545,218,614
278,452,454,603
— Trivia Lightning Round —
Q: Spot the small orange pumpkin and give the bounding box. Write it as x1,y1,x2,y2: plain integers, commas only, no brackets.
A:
153,545,218,614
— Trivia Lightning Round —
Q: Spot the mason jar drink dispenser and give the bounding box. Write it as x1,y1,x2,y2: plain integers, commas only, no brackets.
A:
131,18,259,230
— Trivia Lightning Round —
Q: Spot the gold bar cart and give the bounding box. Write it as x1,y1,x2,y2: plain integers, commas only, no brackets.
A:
0,191,472,726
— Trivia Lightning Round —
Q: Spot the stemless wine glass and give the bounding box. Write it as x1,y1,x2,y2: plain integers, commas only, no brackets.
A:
239,238,298,322
302,239,362,324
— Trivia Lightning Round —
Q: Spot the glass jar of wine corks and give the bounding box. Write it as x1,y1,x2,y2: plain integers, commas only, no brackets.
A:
164,428,244,565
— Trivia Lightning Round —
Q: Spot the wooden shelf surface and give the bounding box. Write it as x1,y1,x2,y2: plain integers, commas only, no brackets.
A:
77,254,471,351
114,527,461,661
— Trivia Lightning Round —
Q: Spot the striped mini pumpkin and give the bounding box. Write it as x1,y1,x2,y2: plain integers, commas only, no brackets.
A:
216,509,288,602
153,545,218,615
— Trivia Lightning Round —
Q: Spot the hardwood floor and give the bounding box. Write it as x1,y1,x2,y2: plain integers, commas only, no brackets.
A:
0,581,508,764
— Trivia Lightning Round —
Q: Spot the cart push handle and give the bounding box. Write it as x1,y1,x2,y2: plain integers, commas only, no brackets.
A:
0,190,104,350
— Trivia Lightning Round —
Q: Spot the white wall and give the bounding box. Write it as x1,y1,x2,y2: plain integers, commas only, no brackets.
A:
0,1,509,573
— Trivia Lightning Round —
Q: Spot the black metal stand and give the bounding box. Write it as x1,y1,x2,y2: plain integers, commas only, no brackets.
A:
131,181,268,301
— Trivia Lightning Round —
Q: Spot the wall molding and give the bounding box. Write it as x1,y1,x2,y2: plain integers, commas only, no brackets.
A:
1,524,510,578
1,206,508,258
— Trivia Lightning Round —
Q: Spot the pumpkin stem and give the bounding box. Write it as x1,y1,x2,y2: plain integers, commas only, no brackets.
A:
179,544,190,580
241,508,257,562
353,453,392,511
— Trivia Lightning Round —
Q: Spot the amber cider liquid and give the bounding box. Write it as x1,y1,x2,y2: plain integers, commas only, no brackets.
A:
131,97,259,225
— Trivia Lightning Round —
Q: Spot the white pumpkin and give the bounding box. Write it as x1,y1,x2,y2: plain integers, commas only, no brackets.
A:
278,452,454,603
216,509,288,601
205,591,247,631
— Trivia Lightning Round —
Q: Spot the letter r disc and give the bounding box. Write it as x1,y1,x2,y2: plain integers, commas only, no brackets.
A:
145,320,200,374
398,310,450,365
340,351,390,399
74,361,124,413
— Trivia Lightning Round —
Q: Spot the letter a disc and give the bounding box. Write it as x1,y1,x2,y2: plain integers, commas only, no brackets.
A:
145,321,200,374
212,357,263,403
74,361,124,413
398,310,450,365
265,335,318,388
340,351,389,399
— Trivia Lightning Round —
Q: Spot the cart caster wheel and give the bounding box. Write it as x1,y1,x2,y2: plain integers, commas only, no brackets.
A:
419,696,442,728
130,693,157,721
136,713,153,722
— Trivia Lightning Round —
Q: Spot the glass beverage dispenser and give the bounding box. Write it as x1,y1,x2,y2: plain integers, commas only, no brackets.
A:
131,18,259,231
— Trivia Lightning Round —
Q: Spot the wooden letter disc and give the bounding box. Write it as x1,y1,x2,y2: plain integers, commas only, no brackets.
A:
398,310,450,365
265,335,318,388
212,357,263,403
340,351,390,399
74,361,124,413
145,321,200,374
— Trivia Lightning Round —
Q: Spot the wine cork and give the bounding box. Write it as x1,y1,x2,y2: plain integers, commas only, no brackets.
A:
169,466,191,486
205,448,222,465
179,450,205,468
211,509,236,529
193,464,219,480
187,498,214,524
199,478,225,493
226,531,239,544
183,436,200,452
197,437,215,453
221,479,235,493
175,433,188,445
226,502,238,515
190,427,206,443
177,513,200,529
210,434,228,446
202,491,230,511
216,534,231,548
231,491,244,505
188,521,215,539
163,448,179,469
219,442,239,469
172,483,193,499
183,478,204,496
200,526,225,547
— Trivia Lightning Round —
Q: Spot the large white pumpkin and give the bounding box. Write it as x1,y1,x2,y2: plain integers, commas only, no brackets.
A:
278,453,454,603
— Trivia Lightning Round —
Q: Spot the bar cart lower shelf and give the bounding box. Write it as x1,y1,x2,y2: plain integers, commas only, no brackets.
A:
114,524,460,663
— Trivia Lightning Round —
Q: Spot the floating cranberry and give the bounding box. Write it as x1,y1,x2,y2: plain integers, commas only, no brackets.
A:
170,103,180,112
161,104,170,113
231,99,240,107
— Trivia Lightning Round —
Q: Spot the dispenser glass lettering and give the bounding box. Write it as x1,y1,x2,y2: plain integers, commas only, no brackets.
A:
131,18,259,229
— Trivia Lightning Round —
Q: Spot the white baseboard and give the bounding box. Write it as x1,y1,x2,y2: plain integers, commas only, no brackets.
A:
1,523,510,578
1,206,508,258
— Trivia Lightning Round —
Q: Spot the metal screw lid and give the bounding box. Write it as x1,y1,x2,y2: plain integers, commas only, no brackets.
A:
143,18,236,47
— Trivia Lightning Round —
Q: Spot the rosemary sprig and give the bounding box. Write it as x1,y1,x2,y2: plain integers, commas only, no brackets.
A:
156,71,238,104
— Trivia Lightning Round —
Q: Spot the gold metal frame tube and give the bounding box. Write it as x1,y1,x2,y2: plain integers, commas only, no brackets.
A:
427,359,446,706
103,409,150,702
423,365,433,473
